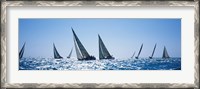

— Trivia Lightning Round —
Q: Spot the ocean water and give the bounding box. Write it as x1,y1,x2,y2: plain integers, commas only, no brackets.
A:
19,57,181,70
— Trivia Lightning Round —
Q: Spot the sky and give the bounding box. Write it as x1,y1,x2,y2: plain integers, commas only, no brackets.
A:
19,18,181,58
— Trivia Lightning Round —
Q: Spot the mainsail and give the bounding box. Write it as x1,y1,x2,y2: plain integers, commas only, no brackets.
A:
162,46,170,58
135,44,143,59
53,43,63,59
19,42,26,59
98,34,114,59
149,44,157,59
67,47,73,58
131,51,135,58
72,28,95,60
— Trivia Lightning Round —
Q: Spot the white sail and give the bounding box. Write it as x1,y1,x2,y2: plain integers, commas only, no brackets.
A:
162,46,170,58
135,44,143,59
74,39,83,59
131,51,135,58
67,47,73,58
19,42,26,59
149,44,157,59
72,28,96,60
53,43,63,59
98,34,114,59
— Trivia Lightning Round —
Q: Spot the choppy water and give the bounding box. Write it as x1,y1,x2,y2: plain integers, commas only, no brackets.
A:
19,57,181,70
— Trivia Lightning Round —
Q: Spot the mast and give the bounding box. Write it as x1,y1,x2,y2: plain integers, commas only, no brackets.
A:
67,47,73,58
135,44,143,59
98,34,114,59
72,28,95,60
19,42,26,59
53,43,63,59
162,46,170,59
149,44,157,59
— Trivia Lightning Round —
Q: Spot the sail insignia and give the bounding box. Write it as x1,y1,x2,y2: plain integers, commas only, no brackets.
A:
149,44,157,59
135,44,143,59
19,42,26,59
72,28,96,60
98,34,114,59
53,43,63,59
67,47,73,58
162,46,170,59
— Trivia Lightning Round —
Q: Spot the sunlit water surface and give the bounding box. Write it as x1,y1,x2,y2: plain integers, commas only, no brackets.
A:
19,57,181,70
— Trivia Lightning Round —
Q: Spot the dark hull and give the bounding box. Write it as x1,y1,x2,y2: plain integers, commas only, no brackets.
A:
135,57,139,59
162,57,170,59
78,56,96,61
54,57,63,59
100,56,115,60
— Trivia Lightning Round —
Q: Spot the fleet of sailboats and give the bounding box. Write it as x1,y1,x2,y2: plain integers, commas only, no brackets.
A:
98,34,114,59
19,28,172,60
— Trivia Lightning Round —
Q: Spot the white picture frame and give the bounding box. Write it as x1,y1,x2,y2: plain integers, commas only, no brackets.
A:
1,1,199,88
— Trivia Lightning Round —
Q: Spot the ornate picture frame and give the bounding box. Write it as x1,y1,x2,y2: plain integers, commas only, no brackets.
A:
1,0,199,89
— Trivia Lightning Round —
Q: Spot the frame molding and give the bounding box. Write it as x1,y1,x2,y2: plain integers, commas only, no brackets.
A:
1,1,199,89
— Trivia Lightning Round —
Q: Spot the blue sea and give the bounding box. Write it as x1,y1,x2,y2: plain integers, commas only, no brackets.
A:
19,57,181,70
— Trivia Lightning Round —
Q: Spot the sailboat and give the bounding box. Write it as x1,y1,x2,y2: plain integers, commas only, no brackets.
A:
135,44,143,59
19,42,26,59
67,47,73,58
53,43,63,59
72,28,96,60
162,46,170,59
131,51,135,59
98,34,114,59
149,44,157,59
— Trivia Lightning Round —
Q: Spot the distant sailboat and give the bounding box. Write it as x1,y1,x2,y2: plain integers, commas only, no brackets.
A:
135,44,143,59
131,51,135,58
53,43,63,59
67,47,73,58
98,34,114,59
149,44,157,59
72,28,96,60
162,46,170,59
19,42,26,59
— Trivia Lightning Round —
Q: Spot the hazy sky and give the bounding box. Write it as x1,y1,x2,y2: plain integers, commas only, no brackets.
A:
19,18,181,58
